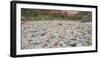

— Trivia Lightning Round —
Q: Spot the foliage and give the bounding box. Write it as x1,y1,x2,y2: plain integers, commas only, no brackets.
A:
21,8,92,22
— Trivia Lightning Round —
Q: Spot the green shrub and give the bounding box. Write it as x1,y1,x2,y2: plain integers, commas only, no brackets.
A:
21,8,92,22
81,13,92,22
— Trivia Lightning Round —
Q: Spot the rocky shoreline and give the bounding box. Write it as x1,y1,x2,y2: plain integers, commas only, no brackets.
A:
21,21,92,49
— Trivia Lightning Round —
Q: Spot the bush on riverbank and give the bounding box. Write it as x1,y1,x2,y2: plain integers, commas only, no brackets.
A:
21,8,92,22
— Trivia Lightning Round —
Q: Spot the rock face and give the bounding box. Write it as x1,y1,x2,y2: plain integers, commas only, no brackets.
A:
21,21,92,49
34,9,79,17
66,10,79,16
